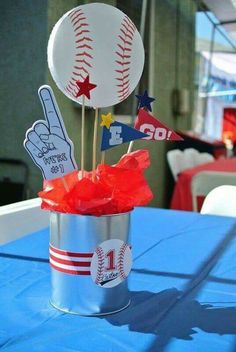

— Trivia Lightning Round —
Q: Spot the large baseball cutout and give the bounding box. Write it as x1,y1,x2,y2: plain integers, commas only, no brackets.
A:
91,239,132,288
47,3,145,107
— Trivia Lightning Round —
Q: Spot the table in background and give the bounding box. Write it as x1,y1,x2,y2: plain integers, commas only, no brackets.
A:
170,158,236,211
1,207,236,351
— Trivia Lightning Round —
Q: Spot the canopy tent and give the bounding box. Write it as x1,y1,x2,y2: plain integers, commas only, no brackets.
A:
203,0,236,42
197,51,236,141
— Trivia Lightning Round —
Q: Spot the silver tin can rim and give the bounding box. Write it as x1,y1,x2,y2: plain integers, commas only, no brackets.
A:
51,209,133,218
50,299,131,316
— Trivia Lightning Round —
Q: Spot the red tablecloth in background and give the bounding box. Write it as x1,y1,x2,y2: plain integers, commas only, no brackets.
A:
170,158,236,211
223,108,236,142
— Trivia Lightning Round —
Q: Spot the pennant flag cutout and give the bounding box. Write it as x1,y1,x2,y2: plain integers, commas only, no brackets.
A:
101,121,149,151
134,109,183,141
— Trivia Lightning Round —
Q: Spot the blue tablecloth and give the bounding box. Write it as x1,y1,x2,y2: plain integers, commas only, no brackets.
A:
1,207,236,351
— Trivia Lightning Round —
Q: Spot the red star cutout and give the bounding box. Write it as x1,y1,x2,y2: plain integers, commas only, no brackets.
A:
75,75,97,99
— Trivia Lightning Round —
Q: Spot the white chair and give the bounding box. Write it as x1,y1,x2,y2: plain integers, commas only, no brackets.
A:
201,185,236,217
0,198,49,244
191,171,236,212
183,148,200,168
167,149,185,181
167,148,215,181
196,152,214,165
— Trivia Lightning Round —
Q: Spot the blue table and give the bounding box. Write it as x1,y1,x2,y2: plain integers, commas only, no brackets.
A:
1,208,236,351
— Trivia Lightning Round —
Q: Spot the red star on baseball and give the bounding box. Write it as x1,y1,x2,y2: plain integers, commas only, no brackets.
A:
75,75,97,99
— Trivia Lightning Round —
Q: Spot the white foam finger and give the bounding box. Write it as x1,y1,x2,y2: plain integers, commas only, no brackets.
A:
27,130,48,153
38,85,66,139
24,140,43,158
34,121,50,136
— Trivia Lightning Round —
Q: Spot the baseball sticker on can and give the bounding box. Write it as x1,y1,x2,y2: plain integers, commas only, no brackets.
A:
90,239,132,288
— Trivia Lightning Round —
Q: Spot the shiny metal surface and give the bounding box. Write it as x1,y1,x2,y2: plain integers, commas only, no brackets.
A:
50,212,131,316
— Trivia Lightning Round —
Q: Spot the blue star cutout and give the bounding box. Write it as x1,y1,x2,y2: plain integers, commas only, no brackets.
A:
135,90,155,112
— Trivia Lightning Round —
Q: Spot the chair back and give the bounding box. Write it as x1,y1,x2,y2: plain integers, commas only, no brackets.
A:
167,149,185,181
201,185,236,217
196,152,214,165
167,148,214,181
191,171,236,212
183,148,200,168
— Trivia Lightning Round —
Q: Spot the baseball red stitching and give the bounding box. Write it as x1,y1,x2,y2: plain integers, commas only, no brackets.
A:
95,246,105,285
117,243,129,280
115,16,135,102
65,8,93,98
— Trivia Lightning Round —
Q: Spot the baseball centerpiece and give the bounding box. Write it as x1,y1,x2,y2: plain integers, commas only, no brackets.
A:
23,2,182,315
47,2,144,108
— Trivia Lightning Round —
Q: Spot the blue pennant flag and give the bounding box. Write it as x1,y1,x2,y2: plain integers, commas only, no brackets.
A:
101,121,148,151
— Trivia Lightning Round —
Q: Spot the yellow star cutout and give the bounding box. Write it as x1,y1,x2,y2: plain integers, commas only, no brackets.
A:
100,113,113,129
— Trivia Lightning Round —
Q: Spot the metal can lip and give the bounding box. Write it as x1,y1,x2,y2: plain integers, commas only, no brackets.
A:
51,209,133,218
50,299,131,316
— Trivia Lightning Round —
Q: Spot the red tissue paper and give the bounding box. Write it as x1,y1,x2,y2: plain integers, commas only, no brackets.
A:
38,149,153,216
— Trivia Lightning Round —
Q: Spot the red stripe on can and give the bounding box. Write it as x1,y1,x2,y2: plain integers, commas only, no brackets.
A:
50,253,91,267
50,262,91,276
50,244,93,258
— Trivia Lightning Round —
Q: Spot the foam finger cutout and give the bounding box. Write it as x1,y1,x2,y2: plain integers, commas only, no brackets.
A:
47,3,145,107
23,86,77,180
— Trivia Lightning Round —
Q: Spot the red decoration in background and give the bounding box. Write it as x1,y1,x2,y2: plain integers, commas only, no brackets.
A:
38,150,153,216
222,108,236,142
75,75,97,99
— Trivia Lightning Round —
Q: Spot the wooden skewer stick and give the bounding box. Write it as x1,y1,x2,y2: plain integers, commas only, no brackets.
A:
127,140,134,154
81,95,85,178
92,107,99,181
101,151,105,164
61,177,70,192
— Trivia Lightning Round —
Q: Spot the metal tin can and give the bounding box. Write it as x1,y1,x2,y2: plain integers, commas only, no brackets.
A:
49,211,131,316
